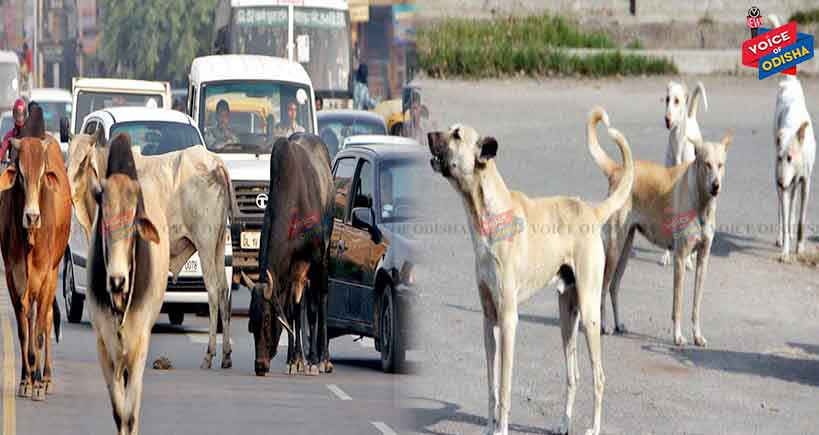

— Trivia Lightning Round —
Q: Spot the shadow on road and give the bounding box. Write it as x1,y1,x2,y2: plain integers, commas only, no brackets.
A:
444,303,560,328
788,342,819,357
405,397,558,435
710,231,772,258
642,343,819,388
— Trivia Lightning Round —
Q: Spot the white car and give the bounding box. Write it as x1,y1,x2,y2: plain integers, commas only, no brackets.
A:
62,107,232,325
29,88,73,157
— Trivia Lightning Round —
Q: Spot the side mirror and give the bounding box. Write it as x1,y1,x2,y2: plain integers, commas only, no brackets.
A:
59,117,70,143
352,207,382,244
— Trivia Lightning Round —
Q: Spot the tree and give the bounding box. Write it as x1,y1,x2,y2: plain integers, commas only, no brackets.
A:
98,0,218,83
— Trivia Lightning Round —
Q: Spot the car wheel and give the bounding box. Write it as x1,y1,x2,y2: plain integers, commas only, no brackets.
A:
379,283,405,373
169,310,184,326
63,250,84,324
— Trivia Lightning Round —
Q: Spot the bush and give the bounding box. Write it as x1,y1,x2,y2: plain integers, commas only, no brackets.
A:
418,14,677,78
789,9,819,24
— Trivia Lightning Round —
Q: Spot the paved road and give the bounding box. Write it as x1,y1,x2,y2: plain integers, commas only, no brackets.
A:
405,76,819,434
0,271,415,434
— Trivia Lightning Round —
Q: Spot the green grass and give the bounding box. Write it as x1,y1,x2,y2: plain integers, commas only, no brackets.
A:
419,14,677,78
626,38,644,49
790,9,819,24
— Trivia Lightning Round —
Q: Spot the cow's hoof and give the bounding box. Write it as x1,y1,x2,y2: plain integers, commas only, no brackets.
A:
221,355,232,369
319,361,334,374
287,363,299,375
254,362,269,377
17,381,32,398
307,365,320,376
31,384,45,402
200,357,213,370
694,334,708,347
777,253,792,263
44,380,54,395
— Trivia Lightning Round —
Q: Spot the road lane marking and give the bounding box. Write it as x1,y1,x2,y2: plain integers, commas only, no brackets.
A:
372,422,397,435
1,290,15,435
326,384,352,401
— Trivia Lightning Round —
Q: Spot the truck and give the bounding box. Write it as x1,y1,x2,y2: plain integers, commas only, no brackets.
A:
187,54,318,285
212,0,353,109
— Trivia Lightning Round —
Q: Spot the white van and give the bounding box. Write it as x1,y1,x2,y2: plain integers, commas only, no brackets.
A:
188,54,317,284
71,77,171,136
29,88,73,156
0,51,20,112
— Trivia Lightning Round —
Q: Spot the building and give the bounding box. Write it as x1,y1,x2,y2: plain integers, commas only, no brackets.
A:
350,0,417,101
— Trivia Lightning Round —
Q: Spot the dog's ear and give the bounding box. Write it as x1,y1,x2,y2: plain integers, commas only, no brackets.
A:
720,129,735,151
477,136,498,162
796,121,810,146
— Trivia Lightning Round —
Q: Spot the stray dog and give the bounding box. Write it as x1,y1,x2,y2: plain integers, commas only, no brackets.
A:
661,80,708,268
428,118,634,435
771,52,815,257
590,106,733,345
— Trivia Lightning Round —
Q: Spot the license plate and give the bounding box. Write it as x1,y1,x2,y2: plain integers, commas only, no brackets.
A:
241,231,261,250
183,258,200,274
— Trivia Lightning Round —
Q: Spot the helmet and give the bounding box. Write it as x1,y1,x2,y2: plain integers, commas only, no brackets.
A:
12,98,26,127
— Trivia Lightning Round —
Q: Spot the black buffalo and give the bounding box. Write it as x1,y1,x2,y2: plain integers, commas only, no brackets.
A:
249,133,334,376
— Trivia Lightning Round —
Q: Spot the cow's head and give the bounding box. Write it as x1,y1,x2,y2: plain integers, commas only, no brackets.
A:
94,134,159,315
68,132,106,242
243,270,291,376
0,137,61,243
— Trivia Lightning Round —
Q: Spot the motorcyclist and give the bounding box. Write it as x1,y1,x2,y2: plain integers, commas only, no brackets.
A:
1,98,27,163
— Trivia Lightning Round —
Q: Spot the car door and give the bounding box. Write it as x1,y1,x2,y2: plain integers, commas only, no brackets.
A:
328,156,359,326
330,157,380,327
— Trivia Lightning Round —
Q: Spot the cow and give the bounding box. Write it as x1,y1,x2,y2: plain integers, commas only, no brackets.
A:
0,105,71,401
244,133,334,377
86,133,168,435
69,133,235,369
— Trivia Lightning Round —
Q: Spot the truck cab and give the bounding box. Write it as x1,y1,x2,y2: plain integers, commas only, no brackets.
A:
188,54,318,283
70,77,172,136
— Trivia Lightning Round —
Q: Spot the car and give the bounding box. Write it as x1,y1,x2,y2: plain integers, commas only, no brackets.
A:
0,110,11,135
328,138,424,373
62,107,232,325
71,77,172,136
341,134,421,151
0,50,20,111
317,109,387,159
29,88,73,157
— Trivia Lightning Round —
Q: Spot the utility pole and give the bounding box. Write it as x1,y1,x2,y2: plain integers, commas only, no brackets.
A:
33,0,40,88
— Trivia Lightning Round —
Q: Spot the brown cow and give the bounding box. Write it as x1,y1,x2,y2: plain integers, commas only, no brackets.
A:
0,132,72,401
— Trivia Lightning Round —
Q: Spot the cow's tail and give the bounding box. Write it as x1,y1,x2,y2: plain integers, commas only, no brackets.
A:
688,81,708,120
587,106,634,223
53,299,61,343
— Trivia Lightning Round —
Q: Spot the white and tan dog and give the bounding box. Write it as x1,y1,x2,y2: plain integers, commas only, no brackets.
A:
590,106,733,345
428,119,634,435
771,17,816,258
660,80,708,267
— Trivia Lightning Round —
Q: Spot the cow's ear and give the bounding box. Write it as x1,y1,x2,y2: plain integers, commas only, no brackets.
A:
44,170,59,190
0,167,16,191
135,217,160,244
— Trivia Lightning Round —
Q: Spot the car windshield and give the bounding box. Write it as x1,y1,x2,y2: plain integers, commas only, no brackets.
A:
110,121,202,156
33,101,72,134
318,115,386,159
0,63,17,109
379,159,424,223
230,6,351,94
200,81,313,154
74,91,165,134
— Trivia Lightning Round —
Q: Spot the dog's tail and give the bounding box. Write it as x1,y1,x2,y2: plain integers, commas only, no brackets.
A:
587,106,616,177
688,81,708,120
587,106,634,223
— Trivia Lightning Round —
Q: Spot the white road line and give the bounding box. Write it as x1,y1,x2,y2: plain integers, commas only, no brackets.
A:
185,334,235,345
326,383,352,401
372,421,397,435
1,290,16,435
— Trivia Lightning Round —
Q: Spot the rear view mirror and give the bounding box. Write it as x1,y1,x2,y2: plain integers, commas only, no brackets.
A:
352,207,382,244
59,117,70,143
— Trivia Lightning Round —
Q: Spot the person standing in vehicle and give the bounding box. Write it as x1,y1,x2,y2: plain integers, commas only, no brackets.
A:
353,64,378,110
1,98,27,164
